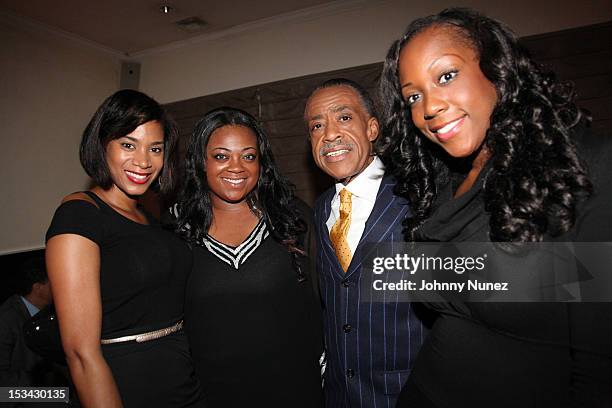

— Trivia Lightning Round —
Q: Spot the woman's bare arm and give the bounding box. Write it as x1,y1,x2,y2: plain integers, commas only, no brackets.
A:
46,233,123,408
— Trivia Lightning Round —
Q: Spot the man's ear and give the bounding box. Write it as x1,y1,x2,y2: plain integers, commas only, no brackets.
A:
30,282,42,294
367,117,379,142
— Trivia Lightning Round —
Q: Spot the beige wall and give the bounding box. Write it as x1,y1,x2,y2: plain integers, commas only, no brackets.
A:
136,0,612,104
0,13,121,254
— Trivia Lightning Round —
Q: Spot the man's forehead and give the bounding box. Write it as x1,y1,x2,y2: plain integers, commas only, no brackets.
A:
305,86,365,118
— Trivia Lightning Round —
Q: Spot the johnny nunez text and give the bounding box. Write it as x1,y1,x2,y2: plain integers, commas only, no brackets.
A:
372,279,509,292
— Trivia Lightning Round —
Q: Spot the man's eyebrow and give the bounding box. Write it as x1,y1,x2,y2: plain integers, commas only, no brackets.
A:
331,105,352,113
307,113,324,122
305,105,353,122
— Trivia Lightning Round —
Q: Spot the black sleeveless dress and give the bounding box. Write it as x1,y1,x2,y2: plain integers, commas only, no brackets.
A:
46,191,205,407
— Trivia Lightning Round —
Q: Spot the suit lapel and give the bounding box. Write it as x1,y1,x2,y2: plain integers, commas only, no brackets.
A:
14,295,32,320
316,187,344,277
346,175,409,276
316,176,409,279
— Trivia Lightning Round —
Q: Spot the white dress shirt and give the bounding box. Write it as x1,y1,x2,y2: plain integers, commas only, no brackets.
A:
326,156,385,256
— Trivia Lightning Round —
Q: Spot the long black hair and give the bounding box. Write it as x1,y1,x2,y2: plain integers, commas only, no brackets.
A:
379,7,592,242
175,107,308,280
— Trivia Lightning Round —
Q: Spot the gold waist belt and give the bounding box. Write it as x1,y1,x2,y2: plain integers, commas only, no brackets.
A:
101,320,183,345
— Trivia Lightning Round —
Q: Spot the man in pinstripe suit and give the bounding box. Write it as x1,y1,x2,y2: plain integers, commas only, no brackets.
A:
304,78,429,407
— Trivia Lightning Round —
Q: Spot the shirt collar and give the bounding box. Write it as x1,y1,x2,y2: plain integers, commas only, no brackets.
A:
334,156,385,202
20,296,40,317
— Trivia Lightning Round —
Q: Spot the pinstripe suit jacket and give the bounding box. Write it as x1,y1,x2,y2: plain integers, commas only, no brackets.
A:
314,174,427,408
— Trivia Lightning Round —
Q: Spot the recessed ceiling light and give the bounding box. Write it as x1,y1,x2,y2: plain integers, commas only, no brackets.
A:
159,5,175,14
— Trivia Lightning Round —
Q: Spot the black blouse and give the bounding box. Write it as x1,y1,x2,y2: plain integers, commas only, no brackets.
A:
403,127,612,407
184,207,324,408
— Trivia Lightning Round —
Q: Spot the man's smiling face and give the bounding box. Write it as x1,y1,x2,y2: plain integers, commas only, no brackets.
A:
304,85,379,184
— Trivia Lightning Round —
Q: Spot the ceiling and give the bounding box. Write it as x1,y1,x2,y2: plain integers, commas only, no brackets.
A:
0,0,337,55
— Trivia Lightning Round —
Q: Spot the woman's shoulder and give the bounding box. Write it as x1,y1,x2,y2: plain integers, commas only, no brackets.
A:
53,191,103,216
571,121,612,162
571,124,612,240
46,191,104,243
61,191,99,207
572,124,612,188
53,191,103,220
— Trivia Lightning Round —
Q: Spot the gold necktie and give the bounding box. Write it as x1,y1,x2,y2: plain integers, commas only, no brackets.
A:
330,188,352,272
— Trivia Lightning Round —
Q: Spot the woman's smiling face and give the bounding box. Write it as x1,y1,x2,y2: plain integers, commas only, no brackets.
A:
105,120,164,197
205,125,260,206
398,25,498,158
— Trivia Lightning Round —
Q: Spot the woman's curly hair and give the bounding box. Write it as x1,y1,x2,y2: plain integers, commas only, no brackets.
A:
175,107,308,281
379,7,592,242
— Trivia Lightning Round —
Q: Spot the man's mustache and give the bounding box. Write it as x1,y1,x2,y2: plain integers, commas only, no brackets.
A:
319,140,354,156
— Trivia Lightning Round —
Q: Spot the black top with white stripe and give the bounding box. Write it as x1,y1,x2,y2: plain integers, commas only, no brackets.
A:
200,218,269,269
185,212,323,408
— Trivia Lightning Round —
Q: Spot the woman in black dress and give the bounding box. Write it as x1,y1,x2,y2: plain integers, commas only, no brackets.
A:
46,90,205,407
379,8,612,407
175,108,323,407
